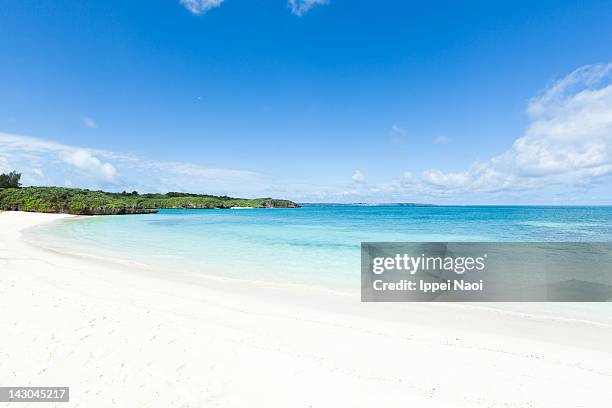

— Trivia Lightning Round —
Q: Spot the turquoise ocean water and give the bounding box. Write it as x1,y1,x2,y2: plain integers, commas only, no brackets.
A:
29,205,612,290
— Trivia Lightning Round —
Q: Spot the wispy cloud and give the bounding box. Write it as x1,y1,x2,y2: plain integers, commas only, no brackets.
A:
81,117,97,129
180,0,224,15
179,0,328,16
288,0,329,16
0,132,263,195
351,170,366,183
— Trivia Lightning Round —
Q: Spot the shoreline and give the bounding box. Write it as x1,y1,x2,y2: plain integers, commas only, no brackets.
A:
22,216,360,299
22,212,612,328
2,211,612,407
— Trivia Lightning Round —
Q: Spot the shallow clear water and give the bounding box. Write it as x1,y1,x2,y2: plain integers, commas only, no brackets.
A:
30,205,612,288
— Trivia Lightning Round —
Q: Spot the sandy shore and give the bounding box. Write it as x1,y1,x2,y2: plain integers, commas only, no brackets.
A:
1,211,612,407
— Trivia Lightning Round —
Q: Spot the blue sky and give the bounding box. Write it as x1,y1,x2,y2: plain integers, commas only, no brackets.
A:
1,0,612,203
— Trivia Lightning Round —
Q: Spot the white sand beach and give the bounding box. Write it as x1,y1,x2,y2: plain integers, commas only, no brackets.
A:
1,211,612,407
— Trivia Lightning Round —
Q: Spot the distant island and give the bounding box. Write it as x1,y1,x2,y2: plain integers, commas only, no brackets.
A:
300,203,435,207
0,171,299,215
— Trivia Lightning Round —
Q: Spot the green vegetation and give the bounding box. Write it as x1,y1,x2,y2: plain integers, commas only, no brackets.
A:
117,190,299,210
0,171,21,188
0,186,299,215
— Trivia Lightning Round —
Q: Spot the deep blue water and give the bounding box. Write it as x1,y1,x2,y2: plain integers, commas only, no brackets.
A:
30,205,612,288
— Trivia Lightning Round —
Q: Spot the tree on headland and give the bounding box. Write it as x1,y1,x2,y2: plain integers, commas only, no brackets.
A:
0,171,21,188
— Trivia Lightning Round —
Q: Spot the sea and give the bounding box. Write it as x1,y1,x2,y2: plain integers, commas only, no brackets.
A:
28,205,612,290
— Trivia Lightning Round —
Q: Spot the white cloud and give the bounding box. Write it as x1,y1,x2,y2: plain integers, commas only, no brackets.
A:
288,0,329,16
352,170,366,183
0,132,263,194
0,133,118,185
178,0,328,17
61,149,117,182
180,0,224,15
82,117,97,129
419,63,612,194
